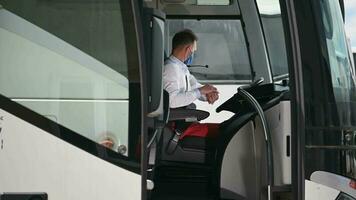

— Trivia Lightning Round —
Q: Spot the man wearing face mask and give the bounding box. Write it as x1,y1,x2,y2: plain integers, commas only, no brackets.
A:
163,29,219,108
163,29,220,140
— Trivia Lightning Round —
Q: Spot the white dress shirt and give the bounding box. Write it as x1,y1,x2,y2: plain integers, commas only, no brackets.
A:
163,55,206,108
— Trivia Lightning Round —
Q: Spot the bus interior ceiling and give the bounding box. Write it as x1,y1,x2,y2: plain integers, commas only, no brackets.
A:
143,1,292,200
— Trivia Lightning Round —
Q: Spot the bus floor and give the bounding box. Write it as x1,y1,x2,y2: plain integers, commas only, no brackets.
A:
149,165,246,200
150,182,245,200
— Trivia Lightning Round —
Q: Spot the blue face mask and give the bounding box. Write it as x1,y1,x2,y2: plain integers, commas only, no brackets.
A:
184,51,194,65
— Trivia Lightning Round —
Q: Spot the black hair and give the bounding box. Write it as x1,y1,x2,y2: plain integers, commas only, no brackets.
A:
172,29,198,50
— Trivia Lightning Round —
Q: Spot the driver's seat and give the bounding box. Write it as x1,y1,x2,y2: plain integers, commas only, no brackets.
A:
159,105,219,164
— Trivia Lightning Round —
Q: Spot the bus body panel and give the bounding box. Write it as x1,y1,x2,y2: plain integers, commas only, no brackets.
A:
0,108,141,200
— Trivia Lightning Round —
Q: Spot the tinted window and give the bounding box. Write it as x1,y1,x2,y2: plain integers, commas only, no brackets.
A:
321,0,354,92
0,0,138,156
304,0,356,179
306,0,356,128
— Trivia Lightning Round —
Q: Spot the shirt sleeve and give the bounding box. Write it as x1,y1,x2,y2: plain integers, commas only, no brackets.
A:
189,73,207,101
163,64,200,108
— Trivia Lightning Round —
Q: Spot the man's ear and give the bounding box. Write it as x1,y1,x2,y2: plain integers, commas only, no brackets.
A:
185,45,191,52
184,45,191,56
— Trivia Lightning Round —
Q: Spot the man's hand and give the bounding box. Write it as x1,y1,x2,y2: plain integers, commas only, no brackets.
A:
206,91,219,104
199,84,217,95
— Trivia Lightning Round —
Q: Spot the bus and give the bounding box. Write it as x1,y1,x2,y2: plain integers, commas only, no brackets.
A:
0,0,355,199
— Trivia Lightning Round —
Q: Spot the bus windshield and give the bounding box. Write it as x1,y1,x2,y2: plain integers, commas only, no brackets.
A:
256,0,289,80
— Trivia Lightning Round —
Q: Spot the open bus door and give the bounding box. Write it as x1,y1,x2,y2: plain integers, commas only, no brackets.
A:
282,0,356,199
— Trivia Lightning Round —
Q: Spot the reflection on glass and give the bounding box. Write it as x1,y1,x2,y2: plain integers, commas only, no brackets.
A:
0,0,130,155
256,0,281,15
304,0,356,181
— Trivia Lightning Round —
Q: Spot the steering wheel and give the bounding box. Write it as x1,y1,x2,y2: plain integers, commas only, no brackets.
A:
239,77,264,91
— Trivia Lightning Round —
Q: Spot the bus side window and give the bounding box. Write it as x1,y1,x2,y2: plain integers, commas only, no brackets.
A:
0,0,137,156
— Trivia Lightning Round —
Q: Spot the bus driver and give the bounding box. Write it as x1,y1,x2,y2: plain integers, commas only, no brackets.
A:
163,29,220,139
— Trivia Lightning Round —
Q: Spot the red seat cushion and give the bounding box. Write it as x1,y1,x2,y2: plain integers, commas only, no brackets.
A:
180,123,219,139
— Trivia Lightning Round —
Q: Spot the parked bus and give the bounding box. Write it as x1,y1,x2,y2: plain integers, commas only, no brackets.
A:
0,0,355,199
